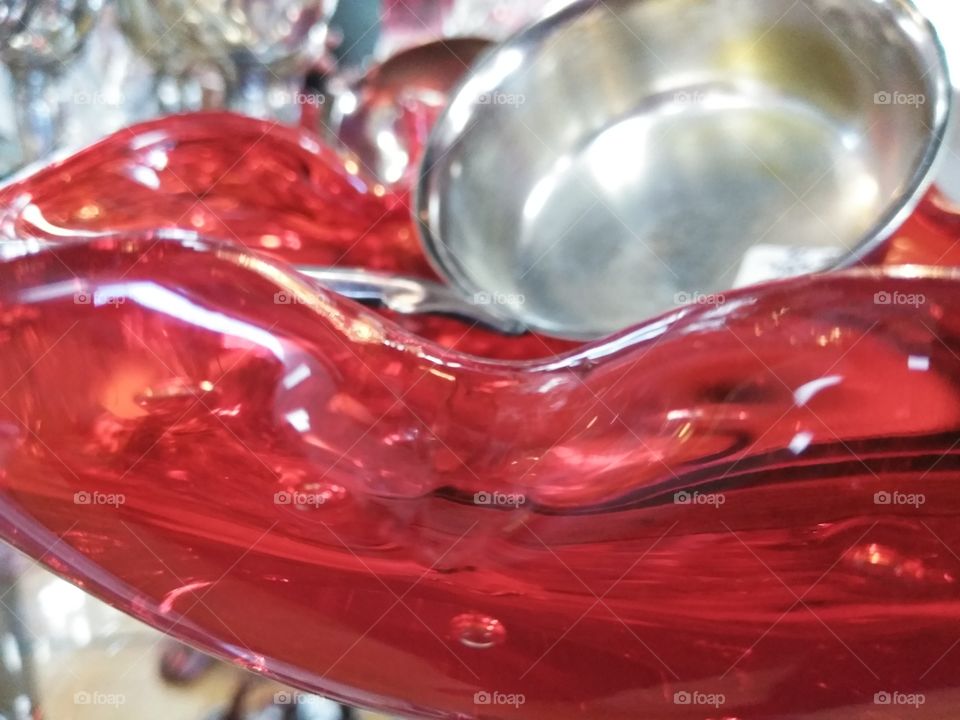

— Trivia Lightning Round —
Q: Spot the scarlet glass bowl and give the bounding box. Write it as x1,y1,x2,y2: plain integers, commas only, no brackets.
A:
1,113,960,719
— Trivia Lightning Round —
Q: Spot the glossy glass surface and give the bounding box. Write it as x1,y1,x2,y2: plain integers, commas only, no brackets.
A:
868,187,960,268
1,236,960,718
3,112,960,719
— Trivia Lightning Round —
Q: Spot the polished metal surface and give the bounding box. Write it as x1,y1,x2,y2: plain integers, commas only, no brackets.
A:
297,265,526,334
326,37,491,187
419,0,953,339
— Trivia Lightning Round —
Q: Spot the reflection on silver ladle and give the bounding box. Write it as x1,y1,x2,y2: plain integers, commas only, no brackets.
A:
322,37,491,188
296,265,526,334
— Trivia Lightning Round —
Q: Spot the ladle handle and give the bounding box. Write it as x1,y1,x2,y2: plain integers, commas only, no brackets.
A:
296,265,527,335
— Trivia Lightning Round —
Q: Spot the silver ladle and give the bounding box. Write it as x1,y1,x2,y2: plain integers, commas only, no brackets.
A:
307,0,953,341
415,0,953,339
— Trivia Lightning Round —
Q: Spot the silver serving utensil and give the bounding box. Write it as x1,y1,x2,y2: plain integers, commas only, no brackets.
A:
417,0,953,339
324,36,491,188
297,265,526,334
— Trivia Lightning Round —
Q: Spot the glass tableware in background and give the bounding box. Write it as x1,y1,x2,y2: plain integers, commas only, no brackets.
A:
115,0,226,115
442,0,570,38
0,546,39,719
0,0,105,165
206,680,351,720
150,0,339,121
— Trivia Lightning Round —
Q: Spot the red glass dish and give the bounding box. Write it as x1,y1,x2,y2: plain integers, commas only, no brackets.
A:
1,113,960,719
